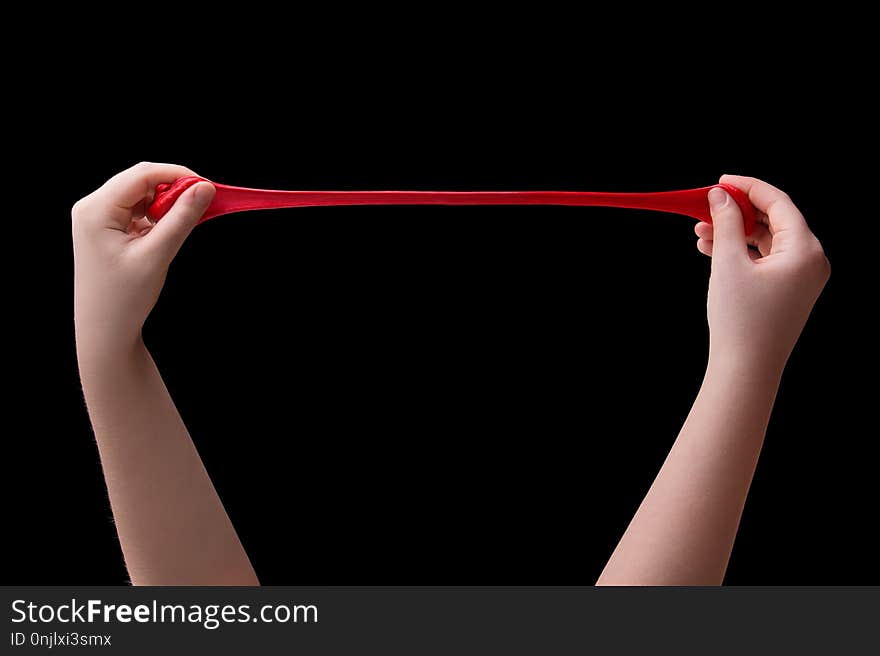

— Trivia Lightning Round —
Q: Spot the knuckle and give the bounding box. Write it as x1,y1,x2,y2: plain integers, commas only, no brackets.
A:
819,251,831,280
765,193,792,214
799,241,830,276
71,196,93,223
71,198,84,220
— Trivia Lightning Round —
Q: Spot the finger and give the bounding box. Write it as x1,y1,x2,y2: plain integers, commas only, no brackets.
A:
707,187,749,262
707,219,768,249
100,162,197,208
697,237,760,260
698,214,769,242
92,162,197,230
696,224,771,253
718,174,812,251
696,238,713,257
139,181,215,263
128,217,154,235
694,221,714,241
747,222,773,257
697,220,770,257
131,198,148,221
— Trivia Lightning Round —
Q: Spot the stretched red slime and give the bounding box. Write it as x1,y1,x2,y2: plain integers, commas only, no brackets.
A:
147,176,756,234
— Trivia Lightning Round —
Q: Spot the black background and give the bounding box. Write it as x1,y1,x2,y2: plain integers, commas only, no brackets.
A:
5,44,873,585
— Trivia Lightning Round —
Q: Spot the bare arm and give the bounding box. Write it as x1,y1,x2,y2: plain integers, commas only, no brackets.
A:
597,176,830,585
74,163,258,585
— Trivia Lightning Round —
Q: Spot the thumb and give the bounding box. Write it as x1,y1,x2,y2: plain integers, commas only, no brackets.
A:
707,186,748,262
143,181,215,262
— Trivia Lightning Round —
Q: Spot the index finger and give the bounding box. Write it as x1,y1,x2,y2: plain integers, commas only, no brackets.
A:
719,174,810,234
97,161,197,210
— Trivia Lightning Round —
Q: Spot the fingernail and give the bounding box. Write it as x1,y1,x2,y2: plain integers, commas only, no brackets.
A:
192,182,215,207
708,187,728,210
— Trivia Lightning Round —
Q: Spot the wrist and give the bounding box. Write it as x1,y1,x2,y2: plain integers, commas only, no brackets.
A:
707,333,792,376
75,326,148,374
706,349,785,388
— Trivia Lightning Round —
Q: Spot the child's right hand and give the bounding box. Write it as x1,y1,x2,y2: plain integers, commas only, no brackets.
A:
695,175,830,372
73,162,215,356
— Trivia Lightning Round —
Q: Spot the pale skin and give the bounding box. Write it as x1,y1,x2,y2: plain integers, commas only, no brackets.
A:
597,175,830,584
74,163,258,585
74,165,829,586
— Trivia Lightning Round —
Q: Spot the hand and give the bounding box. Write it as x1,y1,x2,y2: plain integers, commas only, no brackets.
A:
73,162,215,356
694,175,830,371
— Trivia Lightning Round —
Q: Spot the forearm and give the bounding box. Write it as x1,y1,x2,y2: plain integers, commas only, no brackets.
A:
77,336,258,585
597,356,782,585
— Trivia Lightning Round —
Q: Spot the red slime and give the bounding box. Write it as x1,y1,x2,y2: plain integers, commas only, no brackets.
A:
147,176,756,234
